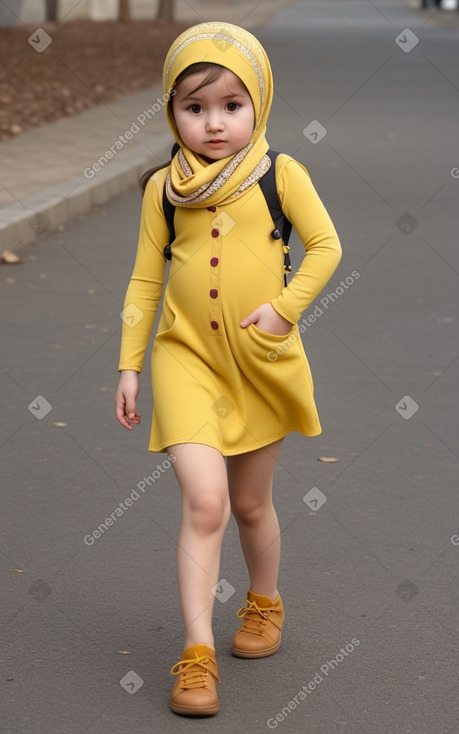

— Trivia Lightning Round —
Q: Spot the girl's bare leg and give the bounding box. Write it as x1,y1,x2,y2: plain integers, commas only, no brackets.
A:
227,439,283,600
169,443,231,650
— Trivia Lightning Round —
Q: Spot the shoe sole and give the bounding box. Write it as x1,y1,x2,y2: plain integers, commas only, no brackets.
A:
171,702,219,716
231,637,281,658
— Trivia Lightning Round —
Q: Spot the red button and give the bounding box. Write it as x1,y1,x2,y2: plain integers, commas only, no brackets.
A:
210,289,218,299
210,257,219,267
210,321,219,330
211,228,219,238
207,206,216,212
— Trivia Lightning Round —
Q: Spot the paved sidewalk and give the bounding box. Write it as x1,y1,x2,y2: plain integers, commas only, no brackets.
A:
0,0,299,252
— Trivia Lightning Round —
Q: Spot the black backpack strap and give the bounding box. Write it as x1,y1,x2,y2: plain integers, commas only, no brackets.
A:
259,150,293,285
162,184,175,261
163,143,181,260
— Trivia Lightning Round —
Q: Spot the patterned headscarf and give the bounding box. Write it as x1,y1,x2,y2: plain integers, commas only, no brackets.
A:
162,22,274,208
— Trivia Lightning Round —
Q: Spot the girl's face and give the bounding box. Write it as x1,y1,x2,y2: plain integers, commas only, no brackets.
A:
172,68,255,161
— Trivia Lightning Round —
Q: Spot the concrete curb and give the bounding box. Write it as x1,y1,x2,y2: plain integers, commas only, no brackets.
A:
0,131,172,253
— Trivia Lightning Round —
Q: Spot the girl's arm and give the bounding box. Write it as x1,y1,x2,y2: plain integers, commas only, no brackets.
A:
116,173,169,431
270,156,342,324
118,172,169,373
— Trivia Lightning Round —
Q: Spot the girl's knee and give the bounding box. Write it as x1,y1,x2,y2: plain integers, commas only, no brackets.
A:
231,495,272,526
185,490,230,535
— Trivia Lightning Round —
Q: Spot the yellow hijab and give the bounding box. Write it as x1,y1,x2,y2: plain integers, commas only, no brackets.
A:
162,22,274,208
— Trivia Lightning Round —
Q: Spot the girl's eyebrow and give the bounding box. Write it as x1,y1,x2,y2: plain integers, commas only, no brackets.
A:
221,92,247,99
182,91,247,101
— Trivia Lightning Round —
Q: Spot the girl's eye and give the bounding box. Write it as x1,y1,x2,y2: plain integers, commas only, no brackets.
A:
189,104,202,114
227,102,240,112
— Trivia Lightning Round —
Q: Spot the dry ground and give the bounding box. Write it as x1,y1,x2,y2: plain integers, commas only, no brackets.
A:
0,20,186,141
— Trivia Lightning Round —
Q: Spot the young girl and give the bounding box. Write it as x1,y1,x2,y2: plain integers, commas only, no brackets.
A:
115,21,341,717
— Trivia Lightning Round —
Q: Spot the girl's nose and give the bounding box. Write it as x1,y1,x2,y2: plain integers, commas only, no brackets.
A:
206,112,224,132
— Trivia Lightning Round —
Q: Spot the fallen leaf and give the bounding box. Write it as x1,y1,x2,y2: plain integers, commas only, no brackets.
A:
6,277,16,283
53,422,67,427
9,569,24,573
115,651,132,655
317,456,338,463
1,251,24,264
6,677,14,681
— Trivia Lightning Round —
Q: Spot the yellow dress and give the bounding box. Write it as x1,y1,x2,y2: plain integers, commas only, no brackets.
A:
118,154,342,454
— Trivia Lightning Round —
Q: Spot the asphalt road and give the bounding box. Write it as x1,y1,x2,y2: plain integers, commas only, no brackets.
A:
1,1,459,733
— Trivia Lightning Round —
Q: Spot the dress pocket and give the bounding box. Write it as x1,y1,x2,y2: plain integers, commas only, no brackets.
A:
246,323,301,364
250,323,295,340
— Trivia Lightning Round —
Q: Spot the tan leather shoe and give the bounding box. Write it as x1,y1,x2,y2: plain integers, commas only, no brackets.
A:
232,590,285,658
170,644,220,716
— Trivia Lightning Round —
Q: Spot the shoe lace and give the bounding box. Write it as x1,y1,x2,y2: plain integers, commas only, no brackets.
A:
236,599,276,636
170,652,220,688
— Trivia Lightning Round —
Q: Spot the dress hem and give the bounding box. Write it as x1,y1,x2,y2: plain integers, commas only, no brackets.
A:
148,427,322,456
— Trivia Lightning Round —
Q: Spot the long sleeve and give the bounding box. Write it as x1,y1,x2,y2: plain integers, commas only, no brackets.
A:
118,171,169,373
270,156,342,324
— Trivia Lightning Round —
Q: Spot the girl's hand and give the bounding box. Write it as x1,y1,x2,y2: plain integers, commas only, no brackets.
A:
115,370,142,431
240,303,292,336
